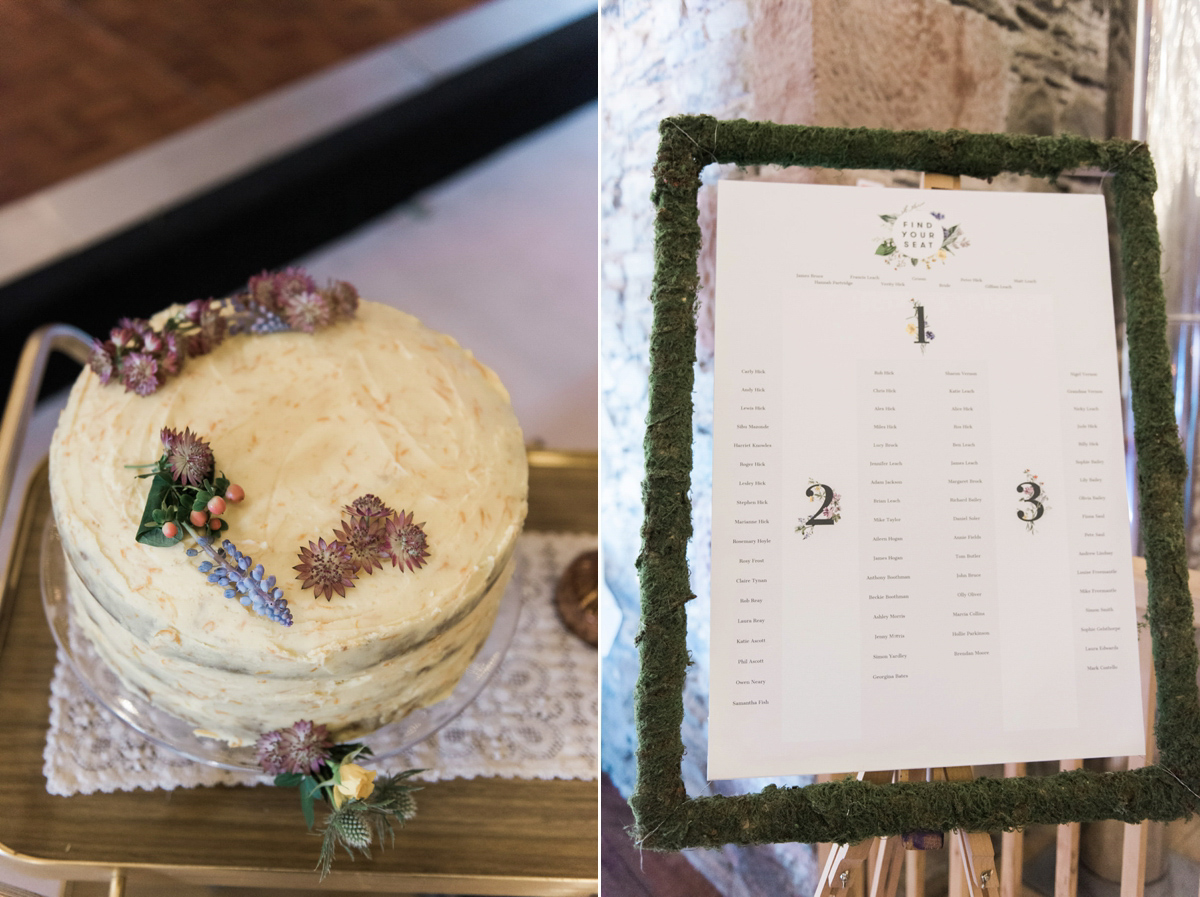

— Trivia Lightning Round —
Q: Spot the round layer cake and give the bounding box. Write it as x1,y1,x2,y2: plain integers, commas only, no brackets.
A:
49,300,527,745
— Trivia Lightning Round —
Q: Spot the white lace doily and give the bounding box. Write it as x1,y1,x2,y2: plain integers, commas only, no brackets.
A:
44,531,598,796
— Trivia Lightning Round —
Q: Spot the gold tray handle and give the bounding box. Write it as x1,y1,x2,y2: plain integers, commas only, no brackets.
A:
0,324,90,588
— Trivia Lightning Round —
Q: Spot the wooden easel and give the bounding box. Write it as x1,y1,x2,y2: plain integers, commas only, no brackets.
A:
815,171,991,897
813,767,1001,897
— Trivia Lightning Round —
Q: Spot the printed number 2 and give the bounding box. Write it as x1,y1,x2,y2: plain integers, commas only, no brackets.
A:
1017,481,1044,522
803,483,836,526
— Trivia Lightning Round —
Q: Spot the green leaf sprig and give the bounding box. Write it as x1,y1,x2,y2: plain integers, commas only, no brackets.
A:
129,427,242,547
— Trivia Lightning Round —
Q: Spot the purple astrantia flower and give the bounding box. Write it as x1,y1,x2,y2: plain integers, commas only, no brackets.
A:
247,271,283,313
281,290,333,333
386,511,429,572
255,719,333,775
325,280,359,319
184,300,228,356
333,517,388,576
88,339,116,385
925,330,935,341
121,351,161,396
345,494,394,521
162,426,214,486
275,267,318,301
931,211,945,220
295,538,358,600
161,330,184,375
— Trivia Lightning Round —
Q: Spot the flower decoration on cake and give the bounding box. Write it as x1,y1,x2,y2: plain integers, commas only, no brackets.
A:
88,267,359,396
257,719,334,775
131,427,236,545
187,538,292,626
297,495,430,599
295,538,360,601
386,510,430,572
333,516,389,576
130,426,293,625
256,719,420,879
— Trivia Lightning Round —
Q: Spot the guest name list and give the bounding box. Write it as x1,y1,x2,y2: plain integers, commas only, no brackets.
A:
708,182,1143,780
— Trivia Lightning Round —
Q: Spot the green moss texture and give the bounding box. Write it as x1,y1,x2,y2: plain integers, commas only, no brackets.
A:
633,115,1200,850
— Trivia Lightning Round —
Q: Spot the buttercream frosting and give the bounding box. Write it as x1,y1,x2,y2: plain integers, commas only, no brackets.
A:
49,301,527,745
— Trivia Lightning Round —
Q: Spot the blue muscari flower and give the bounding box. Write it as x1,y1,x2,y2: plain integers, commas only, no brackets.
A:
231,297,290,334
188,534,293,626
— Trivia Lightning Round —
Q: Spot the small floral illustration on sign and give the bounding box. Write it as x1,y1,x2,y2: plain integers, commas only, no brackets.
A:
875,203,969,269
906,298,934,352
1017,470,1048,533
796,479,841,539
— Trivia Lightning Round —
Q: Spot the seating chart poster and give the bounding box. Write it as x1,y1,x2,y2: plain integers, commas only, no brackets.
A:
708,181,1144,780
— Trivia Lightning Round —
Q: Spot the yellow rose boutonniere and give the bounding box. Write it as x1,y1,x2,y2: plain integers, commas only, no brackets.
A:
256,720,421,879
332,762,378,808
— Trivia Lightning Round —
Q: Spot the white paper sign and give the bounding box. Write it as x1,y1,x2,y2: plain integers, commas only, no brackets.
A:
708,181,1144,780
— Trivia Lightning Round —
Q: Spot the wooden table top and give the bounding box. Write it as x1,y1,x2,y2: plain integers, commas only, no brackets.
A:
0,450,597,895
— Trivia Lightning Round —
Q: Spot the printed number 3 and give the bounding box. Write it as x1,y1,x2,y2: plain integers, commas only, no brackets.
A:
804,483,836,526
1017,481,1044,522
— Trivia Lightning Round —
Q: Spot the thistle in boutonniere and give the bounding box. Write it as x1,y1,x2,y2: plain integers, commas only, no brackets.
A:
256,720,420,879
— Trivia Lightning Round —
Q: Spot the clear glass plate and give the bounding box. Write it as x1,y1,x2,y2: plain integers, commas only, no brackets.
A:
40,518,520,772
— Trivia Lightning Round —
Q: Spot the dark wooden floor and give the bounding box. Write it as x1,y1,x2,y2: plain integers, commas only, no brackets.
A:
0,0,482,205
602,772,724,897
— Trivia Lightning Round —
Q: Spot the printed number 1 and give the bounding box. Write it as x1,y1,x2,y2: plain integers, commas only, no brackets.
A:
915,304,927,344
803,483,836,526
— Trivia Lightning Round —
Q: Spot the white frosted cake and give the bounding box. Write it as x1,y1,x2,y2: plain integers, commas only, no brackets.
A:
49,295,527,746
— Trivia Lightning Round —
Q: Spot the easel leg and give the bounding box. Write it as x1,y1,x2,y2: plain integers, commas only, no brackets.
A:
905,848,926,897
1000,763,1026,897
870,836,906,897
1056,760,1083,897
942,767,1001,897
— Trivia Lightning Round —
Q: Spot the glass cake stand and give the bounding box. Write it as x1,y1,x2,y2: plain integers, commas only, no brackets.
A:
39,518,521,773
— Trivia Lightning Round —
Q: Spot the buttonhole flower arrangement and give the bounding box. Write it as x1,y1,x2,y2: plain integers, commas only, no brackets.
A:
88,267,359,396
296,495,430,600
256,720,421,879
129,427,291,626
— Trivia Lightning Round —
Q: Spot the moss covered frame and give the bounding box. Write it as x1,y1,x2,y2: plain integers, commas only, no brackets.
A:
633,114,1200,850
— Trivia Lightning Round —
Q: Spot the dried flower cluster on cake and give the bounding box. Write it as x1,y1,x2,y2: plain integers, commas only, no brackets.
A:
296,495,430,601
88,267,359,396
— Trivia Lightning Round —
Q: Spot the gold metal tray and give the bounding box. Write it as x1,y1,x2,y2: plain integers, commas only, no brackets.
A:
0,329,597,894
